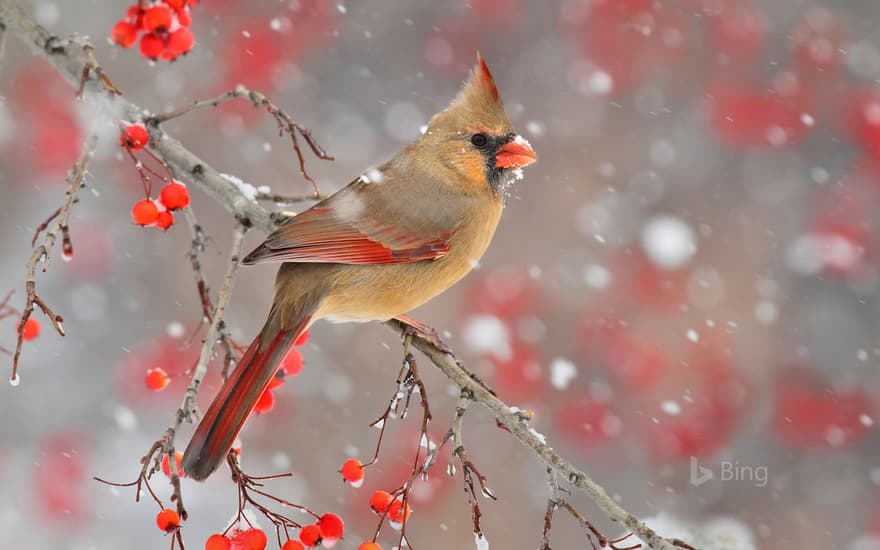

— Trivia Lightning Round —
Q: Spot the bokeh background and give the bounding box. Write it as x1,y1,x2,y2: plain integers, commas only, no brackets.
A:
2,0,880,548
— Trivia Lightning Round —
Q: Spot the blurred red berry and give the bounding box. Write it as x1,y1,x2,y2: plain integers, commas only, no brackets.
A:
490,342,544,401
18,317,40,341
357,544,382,550
165,0,187,9
388,499,411,524
294,329,310,347
299,524,322,547
369,490,393,514
708,2,767,64
317,512,344,542
254,388,275,414
161,451,184,478
205,534,232,550
468,0,523,26
465,266,538,319
140,32,166,59
111,20,139,47
557,396,622,453
340,458,364,487
281,541,305,550
708,81,812,149
774,384,872,449
143,5,172,33
159,181,190,210
156,509,180,532
156,210,175,231
282,348,304,376
167,28,195,57
267,366,287,390
131,199,160,226
239,528,268,550
176,7,192,27
120,124,149,150
126,5,144,28
145,367,170,391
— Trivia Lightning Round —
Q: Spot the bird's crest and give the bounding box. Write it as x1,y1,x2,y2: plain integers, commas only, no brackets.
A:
436,53,510,135
472,52,500,101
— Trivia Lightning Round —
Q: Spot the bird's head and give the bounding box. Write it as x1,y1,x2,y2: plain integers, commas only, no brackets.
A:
419,54,537,196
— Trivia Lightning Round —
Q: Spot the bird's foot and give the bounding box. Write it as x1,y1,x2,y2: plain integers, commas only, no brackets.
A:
394,314,453,354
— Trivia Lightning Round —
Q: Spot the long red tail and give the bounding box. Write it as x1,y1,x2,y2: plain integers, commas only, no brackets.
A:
182,314,311,481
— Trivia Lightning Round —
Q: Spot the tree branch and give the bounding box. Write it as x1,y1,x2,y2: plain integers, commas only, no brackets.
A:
0,2,688,548
11,135,96,384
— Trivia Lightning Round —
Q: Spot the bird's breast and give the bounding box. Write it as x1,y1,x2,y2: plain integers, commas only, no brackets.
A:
317,197,503,322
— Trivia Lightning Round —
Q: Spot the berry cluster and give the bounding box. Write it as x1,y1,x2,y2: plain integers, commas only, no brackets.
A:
119,124,191,231
202,513,343,550
111,1,197,61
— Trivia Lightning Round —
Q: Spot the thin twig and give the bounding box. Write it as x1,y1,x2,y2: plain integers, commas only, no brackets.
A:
254,191,329,205
11,135,96,384
180,223,247,423
181,208,240,378
149,86,333,196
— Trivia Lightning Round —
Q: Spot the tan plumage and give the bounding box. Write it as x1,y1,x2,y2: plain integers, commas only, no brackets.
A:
182,54,536,480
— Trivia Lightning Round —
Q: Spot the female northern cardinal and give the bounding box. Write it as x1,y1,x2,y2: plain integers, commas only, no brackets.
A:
182,55,537,480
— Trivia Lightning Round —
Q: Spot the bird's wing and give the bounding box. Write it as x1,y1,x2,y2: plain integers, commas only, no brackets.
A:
243,179,455,265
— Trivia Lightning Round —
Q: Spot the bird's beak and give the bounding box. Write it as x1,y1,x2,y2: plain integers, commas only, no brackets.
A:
495,135,537,169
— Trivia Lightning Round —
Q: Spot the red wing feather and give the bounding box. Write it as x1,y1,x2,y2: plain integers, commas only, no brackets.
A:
243,207,451,265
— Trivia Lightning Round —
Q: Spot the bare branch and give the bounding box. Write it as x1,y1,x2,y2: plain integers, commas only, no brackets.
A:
149,86,333,196
387,319,682,550
11,135,96,384
180,223,247,423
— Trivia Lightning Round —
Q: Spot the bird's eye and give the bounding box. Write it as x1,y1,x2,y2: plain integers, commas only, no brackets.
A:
470,133,489,148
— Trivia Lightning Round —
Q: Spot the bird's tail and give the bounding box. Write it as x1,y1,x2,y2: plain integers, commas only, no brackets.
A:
182,308,312,481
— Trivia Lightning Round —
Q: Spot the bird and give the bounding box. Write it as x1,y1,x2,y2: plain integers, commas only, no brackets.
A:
181,54,537,481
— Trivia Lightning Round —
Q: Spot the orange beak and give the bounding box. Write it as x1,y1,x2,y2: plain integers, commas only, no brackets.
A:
495,135,537,169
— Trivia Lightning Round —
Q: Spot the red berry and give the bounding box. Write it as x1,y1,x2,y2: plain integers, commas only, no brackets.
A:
205,534,232,550
369,491,392,514
299,524,322,547
357,543,382,550
176,7,192,27
18,317,40,341
165,0,186,9
120,124,149,150
140,32,166,59
156,210,175,231
159,181,190,210
131,199,159,226
254,388,275,414
268,366,287,390
294,329,310,347
282,348,304,377
388,499,411,524
340,458,364,486
240,528,268,550
282,541,305,550
156,508,180,532
143,5,172,33
161,451,184,478
167,28,195,56
126,5,144,28
145,367,170,391
111,20,139,47
317,513,344,542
